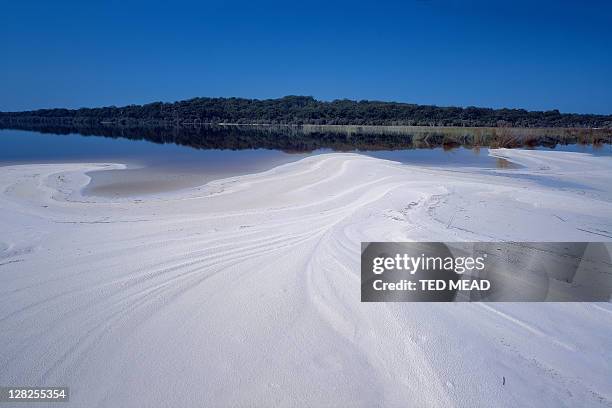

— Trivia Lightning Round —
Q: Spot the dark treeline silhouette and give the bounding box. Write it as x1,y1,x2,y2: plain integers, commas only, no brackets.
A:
2,122,610,153
2,96,612,128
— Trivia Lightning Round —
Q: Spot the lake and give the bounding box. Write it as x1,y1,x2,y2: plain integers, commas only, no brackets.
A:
0,126,609,197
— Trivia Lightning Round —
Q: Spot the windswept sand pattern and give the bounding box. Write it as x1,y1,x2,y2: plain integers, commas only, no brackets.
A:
0,151,611,407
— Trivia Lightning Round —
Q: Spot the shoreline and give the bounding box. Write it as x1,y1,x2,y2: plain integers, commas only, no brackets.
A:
74,148,518,199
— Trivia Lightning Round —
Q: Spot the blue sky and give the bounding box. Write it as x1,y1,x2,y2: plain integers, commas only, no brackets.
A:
2,0,611,113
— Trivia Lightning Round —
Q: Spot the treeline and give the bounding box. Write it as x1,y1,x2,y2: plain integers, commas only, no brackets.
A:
1,96,611,128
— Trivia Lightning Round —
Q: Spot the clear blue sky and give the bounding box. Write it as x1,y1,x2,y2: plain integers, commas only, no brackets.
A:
2,0,611,114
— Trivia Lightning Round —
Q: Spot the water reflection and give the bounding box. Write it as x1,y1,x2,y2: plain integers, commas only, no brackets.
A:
1,122,610,153
0,124,609,197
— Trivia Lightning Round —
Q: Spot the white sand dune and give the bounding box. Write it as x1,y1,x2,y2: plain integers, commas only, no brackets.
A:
0,150,611,407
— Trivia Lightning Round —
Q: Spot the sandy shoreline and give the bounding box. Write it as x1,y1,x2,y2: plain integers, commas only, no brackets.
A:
0,150,611,407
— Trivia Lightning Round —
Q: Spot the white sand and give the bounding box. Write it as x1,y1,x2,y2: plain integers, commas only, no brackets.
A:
0,150,611,407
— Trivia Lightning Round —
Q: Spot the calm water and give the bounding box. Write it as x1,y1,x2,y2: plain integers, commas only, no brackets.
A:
0,130,318,196
1,129,609,197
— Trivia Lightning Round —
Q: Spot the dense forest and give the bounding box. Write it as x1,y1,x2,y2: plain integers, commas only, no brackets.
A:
1,96,611,128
